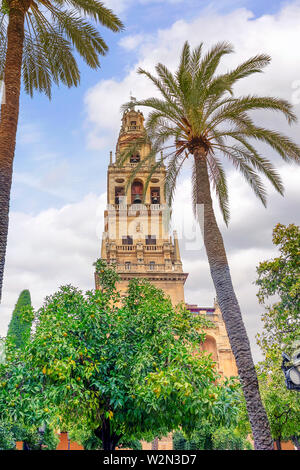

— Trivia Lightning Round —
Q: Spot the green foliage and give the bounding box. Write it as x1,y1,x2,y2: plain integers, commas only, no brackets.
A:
257,362,300,444
0,421,15,449
173,425,252,451
71,426,142,450
94,258,120,293
0,0,9,15
173,427,213,450
0,1,123,96
173,379,252,450
0,420,59,450
173,431,188,450
256,224,300,444
256,223,300,358
121,42,300,225
212,427,252,450
6,290,33,353
0,261,227,449
0,338,5,364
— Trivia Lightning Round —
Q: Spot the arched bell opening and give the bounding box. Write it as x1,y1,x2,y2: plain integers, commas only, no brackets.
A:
131,180,143,204
115,186,125,204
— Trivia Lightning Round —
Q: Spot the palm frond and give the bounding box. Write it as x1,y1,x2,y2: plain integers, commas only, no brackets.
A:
31,11,81,88
209,95,297,129
219,145,268,206
206,153,230,225
165,150,187,207
47,7,107,67
22,32,52,98
242,126,300,163
195,41,234,90
137,68,183,116
1,0,122,98
65,0,124,31
127,41,300,226
207,54,271,99
155,63,185,102
212,132,284,195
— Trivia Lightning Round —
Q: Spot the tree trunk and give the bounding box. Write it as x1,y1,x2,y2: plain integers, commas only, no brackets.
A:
193,150,273,450
0,1,28,303
275,439,281,450
95,418,120,450
152,437,159,450
291,435,300,450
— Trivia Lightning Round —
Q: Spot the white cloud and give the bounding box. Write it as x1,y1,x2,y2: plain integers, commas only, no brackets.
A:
0,193,106,337
85,2,300,145
119,34,148,51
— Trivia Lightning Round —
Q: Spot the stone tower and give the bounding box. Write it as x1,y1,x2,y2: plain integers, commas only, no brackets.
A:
99,105,188,305
97,103,238,450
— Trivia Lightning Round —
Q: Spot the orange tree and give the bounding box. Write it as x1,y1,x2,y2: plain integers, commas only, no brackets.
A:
0,260,232,450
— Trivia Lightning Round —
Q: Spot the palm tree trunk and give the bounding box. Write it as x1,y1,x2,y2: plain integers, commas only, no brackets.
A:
193,149,273,450
0,2,27,303
291,435,300,450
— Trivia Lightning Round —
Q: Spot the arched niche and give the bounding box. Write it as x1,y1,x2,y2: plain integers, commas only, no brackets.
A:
200,335,218,362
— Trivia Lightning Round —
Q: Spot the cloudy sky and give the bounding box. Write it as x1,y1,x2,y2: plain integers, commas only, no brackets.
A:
1,0,300,361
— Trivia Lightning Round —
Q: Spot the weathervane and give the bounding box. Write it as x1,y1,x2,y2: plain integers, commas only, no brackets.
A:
129,92,137,109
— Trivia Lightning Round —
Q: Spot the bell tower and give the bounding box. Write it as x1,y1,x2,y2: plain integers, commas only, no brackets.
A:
96,103,238,451
99,105,188,305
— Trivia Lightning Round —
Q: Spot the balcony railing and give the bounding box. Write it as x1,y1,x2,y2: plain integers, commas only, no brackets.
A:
107,203,165,212
127,125,141,131
144,245,163,251
114,263,169,273
116,245,136,251
114,245,163,252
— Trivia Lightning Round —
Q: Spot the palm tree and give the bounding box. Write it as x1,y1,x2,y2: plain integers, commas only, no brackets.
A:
0,0,123,303
121,42,300,449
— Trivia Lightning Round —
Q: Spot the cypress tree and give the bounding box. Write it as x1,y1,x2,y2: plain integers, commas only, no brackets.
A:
6,290,33,350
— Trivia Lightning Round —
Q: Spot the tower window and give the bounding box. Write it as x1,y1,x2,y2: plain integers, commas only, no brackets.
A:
150,187,160,204
146,235,156,245
130,153,140,163
122,236,133,245
130,121,136,126
149,261,155,270
125,262,131,270
131,181,143,203
115,187,125,204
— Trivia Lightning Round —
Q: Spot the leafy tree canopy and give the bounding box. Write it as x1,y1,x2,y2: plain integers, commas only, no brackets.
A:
256,224,300,447
256,223,300,359
6,289,33,353
256,362,300,446
173,380,252,450
0,260,229,450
